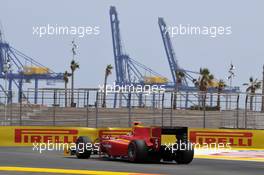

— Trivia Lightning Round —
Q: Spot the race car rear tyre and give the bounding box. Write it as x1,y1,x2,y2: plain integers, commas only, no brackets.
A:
128,140,148,163
174,141,194,164
76,136,92,159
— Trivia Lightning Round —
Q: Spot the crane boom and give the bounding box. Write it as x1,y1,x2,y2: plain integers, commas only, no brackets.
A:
110,6,125,83
158,17,187,87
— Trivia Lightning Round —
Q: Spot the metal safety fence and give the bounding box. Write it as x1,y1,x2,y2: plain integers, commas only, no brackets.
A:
0,88,264,129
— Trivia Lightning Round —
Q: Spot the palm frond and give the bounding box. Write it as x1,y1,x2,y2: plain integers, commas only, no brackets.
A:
255,81,261,89
246,86,251,92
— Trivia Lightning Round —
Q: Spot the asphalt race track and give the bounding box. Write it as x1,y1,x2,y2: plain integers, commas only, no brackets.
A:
0,147,263,175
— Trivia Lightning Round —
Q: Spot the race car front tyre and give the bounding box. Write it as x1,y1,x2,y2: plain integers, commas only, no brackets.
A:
75,136,92,159
128,140,148,163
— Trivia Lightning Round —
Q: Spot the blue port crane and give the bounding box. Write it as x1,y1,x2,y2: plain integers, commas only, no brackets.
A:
109,6,171,108
0,28,64,104
110,6,168,86
158,17,199,90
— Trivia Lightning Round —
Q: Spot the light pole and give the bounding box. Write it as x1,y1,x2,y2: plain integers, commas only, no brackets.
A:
227,63,235,109
63,71,71,107
70,39,79,107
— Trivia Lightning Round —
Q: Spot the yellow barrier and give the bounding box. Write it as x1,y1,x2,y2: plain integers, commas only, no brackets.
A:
0,126,98,146
189,128,264,149
0,126,263,149
0,126,132,146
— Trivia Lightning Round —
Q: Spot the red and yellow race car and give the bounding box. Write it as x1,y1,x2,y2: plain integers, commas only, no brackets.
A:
73,122,194,164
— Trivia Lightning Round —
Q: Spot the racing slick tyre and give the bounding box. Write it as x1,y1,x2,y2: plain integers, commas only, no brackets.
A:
75,136,92,159
174,141,194,164
160,145,174,162
128,140,148,163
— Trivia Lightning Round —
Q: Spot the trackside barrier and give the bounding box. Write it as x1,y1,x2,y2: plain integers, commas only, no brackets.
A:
0,126,99,146
0,126,263,149
188,128,264,149
0,126,132,147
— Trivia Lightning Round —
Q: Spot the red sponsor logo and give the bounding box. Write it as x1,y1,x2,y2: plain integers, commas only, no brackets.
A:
15,129,78,143
189,131,253,147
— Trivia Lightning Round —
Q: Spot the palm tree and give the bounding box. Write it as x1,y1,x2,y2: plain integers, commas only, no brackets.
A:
243,77,261,111
176,71,185,84
102,64,113,107
197,68,214,108
173,70,185,109
70,60,79,107
216,79,226,110
199,68,214,92
63,71,71,107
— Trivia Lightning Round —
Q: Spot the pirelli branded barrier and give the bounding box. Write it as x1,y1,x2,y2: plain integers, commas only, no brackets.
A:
0,126,263,149
0,126,99,146
0,126,132,146
0,126,133,146
189,128,264,149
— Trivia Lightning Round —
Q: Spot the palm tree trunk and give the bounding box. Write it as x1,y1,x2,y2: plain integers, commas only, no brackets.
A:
71,70,74,107
65,82,67,107
102,72,107,108
216,89,220,110
250,94,253,111
173,91,177,109
203,91,207,109
198,91,203,109
173,84,178,109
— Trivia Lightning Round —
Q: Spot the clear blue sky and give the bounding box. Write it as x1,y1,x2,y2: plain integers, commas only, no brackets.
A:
1,0,263,91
